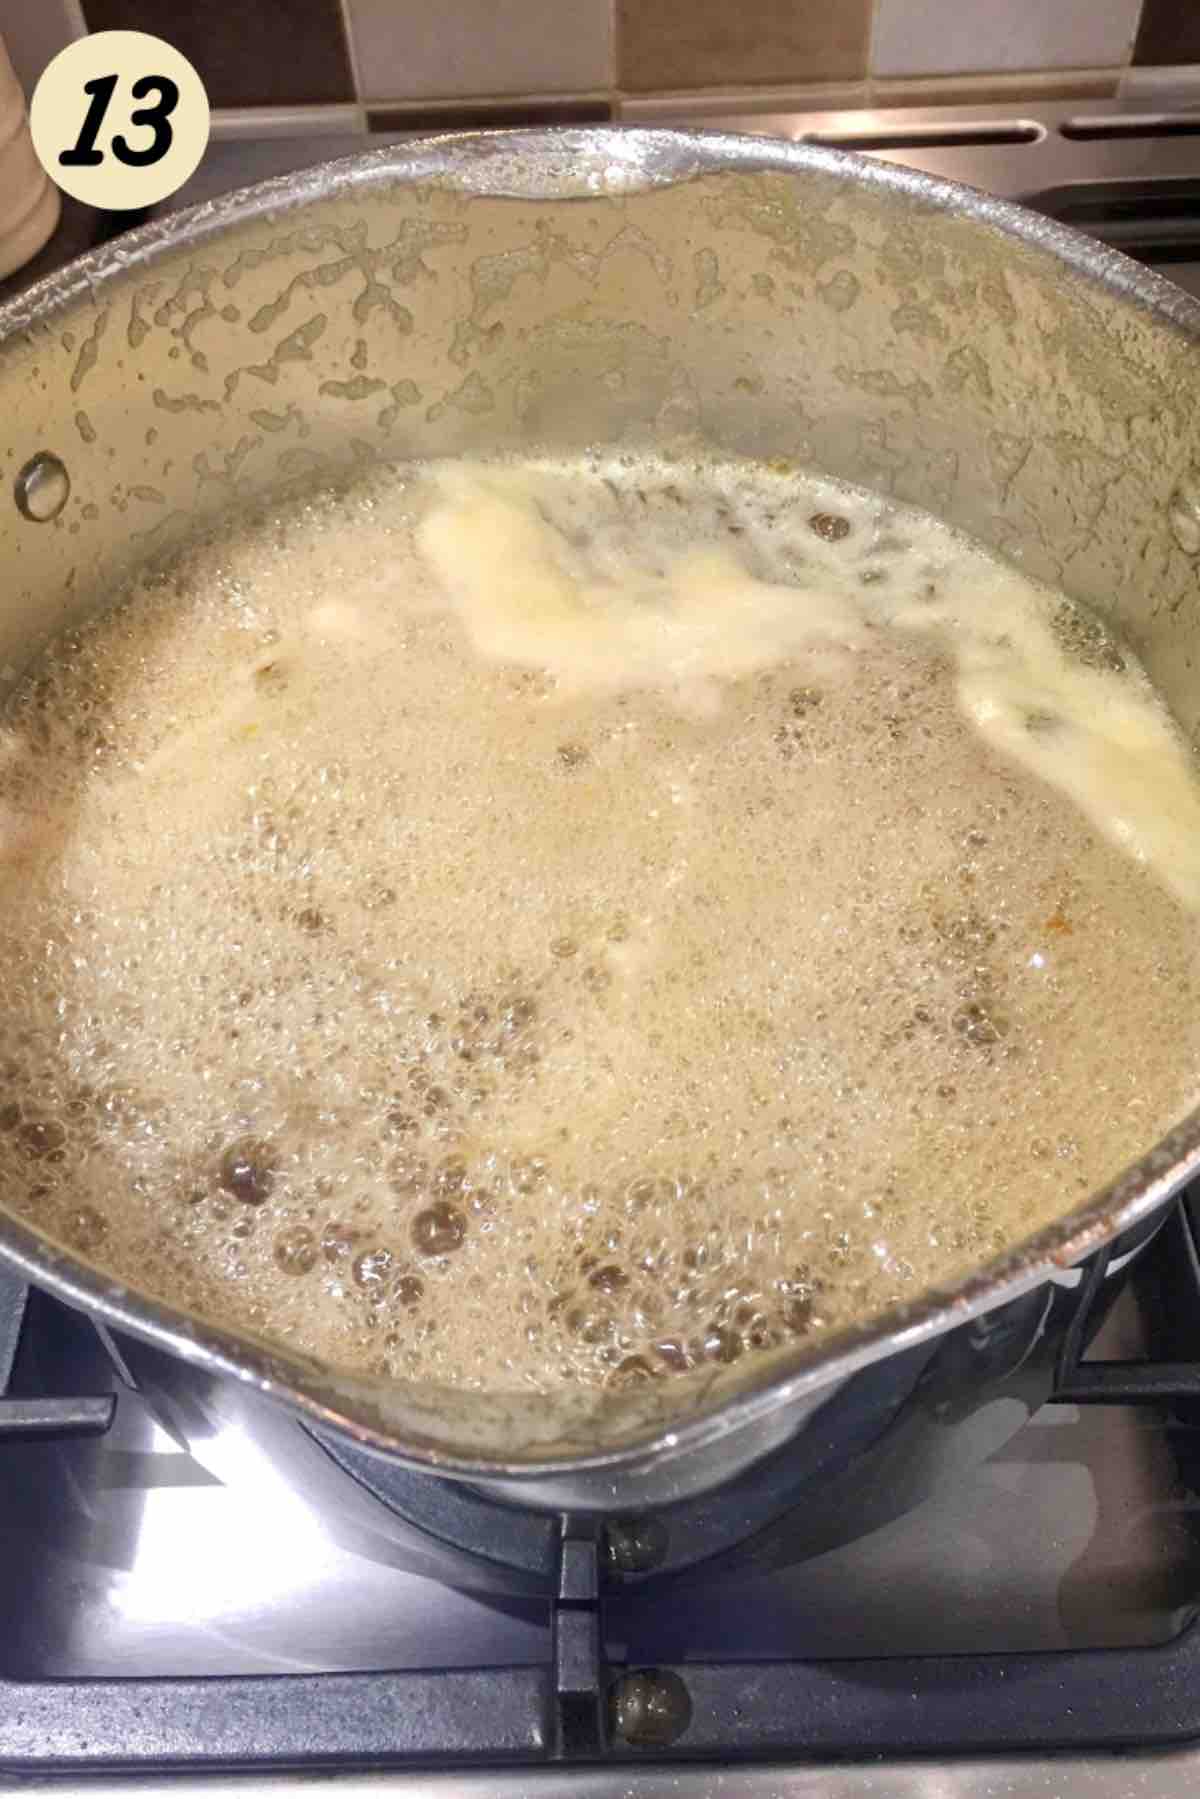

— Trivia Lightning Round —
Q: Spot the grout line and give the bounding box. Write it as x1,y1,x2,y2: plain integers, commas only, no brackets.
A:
63,0,89,41
1120,62,1200,100
361,92,616,135
614,67,1137,120
209,103,365,139
361,90,613,113
865,0,880,86
337,0,367,107
617,80,870,117
866,64,1126,101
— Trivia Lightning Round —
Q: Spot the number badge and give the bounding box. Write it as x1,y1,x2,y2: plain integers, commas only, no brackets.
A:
30,31,209,211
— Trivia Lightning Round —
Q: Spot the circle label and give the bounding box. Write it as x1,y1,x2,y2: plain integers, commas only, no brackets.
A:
30,31,209,211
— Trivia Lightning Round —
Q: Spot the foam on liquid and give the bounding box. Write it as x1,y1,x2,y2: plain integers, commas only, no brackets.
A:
1,452,1199,1405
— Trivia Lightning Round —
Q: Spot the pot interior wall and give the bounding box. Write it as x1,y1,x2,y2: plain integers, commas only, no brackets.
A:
6,149,1200,716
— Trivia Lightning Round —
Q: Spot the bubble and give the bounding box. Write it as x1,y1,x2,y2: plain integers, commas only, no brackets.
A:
588,1262,628,1294
293,907,329,935
274,1226,318,1275
390,1151,428,1195
430,1154,468,1199
17,1119,66,1161
682,1234,721,1273
952,1003,1007,1048
653,1338,693,1374
700,1324,742,1363
363,881,397,911
499,996,537,1036
15,452,70,524
607,1353,657,1387
219,1137,277,1205
783,1296,815,1335
510,1153,549,1193
393,1271,424,1307
411,1202,467,1257
64,1204,108,1252
566,1303,614,1345
385,1108,420,1139
1168,471,1200,556
625,1176,665,1213
808,511,851,542
353,1246,395,1290
321,1220,362,1264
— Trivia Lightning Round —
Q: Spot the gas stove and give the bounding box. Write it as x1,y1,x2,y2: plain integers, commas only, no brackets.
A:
5,99,1200,1797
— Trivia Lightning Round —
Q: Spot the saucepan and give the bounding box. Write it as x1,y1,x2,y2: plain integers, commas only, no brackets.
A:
2,128,1199,1527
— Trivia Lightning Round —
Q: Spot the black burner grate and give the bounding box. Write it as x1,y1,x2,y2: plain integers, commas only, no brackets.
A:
0,1262,113,1440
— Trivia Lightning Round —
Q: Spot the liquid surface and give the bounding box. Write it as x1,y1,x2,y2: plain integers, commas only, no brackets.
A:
1,453,1199,1410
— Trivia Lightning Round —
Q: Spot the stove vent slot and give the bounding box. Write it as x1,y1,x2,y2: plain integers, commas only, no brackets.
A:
1062,114,1200,141
1028,179,1200,261
803,122,1041,152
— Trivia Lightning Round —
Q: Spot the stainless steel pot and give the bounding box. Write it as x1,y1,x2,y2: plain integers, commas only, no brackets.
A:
3,127,1200,1522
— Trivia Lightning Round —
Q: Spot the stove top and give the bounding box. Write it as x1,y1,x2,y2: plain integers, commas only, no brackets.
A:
5,98,1200,1796
4,1201,1200,1792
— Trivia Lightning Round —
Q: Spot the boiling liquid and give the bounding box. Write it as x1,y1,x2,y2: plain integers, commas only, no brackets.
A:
0,453,1197,1398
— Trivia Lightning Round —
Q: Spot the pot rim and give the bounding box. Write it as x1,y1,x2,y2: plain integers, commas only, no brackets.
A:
3,123,1199,1480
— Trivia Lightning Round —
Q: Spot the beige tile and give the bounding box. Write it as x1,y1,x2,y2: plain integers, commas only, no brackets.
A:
344,0,613,103
871,0,1140,79
618,0,871,94
1,0,84,96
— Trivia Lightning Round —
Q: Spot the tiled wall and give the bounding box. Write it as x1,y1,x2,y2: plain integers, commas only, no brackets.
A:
4,0,1200,123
